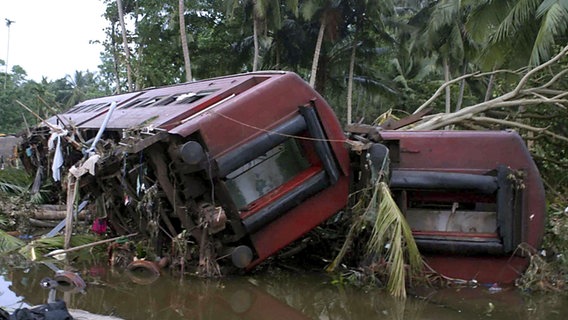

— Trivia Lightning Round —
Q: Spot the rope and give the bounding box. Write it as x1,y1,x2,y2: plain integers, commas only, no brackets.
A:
210,110,353,145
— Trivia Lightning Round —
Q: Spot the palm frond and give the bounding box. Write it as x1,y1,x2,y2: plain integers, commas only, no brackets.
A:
366,182,423,299
427,0,460,33
530,2,568,65
0,230,25,255
325,187,373,272
465,0,506,44
0,182,27,195
19,235,99,260
493,0,539,42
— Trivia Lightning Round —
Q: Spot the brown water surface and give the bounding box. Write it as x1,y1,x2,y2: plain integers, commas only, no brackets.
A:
0,258,566,319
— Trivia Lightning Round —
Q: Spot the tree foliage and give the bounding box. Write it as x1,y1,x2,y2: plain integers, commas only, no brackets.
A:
0,0,567,296
0,0,566,187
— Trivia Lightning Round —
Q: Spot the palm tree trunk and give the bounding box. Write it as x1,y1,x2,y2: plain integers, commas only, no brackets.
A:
110,22,122,94
309,15,327,88
484,68,496,102
347,35,357,125
253,17,260,71
179,0,192,81
116,0,134,92
455,62,467,112
443,56,451,114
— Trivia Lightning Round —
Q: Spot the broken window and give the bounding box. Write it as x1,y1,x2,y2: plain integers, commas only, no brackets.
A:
225,138,310,210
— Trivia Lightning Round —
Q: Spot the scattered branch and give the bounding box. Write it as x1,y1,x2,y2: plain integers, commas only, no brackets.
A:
408,44,568,130
413,72,479,115
411,98,567,130
469,116,568,143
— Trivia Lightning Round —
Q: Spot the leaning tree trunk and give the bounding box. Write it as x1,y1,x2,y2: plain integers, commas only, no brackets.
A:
179,0,192,81
110,22,122,94
116,0,134,92
252,17,260,71
309,15,327,88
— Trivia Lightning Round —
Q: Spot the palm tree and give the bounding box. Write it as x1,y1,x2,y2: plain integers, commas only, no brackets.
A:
402,1,479,114
63,71,101,107
301,0,345,89
179,0,193,81
468,0,568,67
116,0,134,92
345,0,395,124
226,0,286,72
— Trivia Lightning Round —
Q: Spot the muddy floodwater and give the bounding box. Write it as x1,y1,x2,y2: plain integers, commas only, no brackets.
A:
1,258,567,320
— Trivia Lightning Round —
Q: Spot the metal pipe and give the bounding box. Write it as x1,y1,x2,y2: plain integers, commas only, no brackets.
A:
86,101,117,154
390,170,498,194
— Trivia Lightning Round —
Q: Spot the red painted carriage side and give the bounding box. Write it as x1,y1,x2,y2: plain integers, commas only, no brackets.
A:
171,72,350,175
380,130,545,283
170,72,351,266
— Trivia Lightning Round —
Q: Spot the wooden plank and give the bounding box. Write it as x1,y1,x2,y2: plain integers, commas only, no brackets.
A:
124,131,168,154
64,175,78,249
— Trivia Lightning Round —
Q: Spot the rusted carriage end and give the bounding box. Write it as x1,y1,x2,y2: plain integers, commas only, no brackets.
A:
345,126,546,284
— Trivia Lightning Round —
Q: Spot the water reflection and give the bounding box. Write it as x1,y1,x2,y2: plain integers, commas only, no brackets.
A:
0,259,567,320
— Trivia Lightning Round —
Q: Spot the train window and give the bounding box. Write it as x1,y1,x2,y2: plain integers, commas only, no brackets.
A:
225,139,309,210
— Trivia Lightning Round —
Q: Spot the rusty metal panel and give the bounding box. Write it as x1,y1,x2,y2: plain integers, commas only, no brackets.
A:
79,74,272,130
379,130,544,245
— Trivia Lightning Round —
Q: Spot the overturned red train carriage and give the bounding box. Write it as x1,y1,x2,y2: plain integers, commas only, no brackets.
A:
24,71,544,283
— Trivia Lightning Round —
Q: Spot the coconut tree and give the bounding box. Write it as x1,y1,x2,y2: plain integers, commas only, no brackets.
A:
225,0,288,71
116,0,134,92
344,0,396,124
179,0,193,81
467,0,568,67
301,0,346,89
262,17,308,70
400,1,481,114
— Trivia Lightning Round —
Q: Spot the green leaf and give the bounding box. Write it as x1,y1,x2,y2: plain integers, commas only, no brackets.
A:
366,182,423,299
0,230,25,255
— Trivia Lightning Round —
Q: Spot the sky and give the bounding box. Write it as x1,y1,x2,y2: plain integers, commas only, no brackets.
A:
0,0,107,82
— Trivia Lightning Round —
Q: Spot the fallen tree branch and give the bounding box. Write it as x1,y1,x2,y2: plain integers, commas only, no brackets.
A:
512,44,568,96
469,116,568,143
411,98,568,130
413,72,479,114
409,44,568,130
